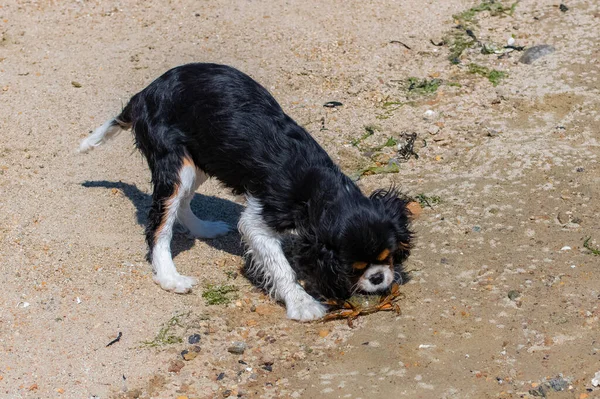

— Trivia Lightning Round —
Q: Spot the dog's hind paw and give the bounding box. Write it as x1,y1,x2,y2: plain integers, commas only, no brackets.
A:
285,290,327,322
153,273,198,294
187,220,231,239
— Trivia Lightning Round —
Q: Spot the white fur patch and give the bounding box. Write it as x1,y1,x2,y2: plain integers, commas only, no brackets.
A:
153,163,229,293
358,264,394,292
152,183,195,293
78,119,123,153
238,197,326,321
176,167,231,238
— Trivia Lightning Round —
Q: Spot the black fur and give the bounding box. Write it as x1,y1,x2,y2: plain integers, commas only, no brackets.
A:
115,63,413,299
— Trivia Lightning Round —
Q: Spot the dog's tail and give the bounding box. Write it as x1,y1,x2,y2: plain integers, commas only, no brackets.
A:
78,102,133,153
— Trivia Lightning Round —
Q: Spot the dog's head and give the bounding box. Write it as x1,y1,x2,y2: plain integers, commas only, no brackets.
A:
296,187,413,299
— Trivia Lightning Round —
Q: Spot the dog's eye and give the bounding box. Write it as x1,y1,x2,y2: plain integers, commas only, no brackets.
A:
352,261,368,270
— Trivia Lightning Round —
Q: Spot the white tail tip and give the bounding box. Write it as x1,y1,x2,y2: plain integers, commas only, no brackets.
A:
78,119,123,154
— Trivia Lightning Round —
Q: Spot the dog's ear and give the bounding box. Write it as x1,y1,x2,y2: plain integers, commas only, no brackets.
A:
295,236,350,299
370,187,413,259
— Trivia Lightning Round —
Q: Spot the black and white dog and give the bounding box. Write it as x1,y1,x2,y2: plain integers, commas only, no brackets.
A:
80,63,412,321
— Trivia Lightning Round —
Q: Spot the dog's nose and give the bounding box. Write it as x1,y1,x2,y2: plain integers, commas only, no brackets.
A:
369,272,384,285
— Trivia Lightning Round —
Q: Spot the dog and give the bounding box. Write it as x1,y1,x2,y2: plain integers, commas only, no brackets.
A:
79,63,413,321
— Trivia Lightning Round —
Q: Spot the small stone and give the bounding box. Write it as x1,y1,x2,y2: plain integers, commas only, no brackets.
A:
71,81,82,88
254,305,275,316
260,354,274,366
181,349,198,361
227,341,246,355
250,305,256,312
216,372,225,381
256,330,266,338
262,364,273,372
548,376,568,391
428,125,440,135
508,290,520,301
519,45,556,64
188,334,201,344
560,246,571,251
423,110,437,120
559,3,568,12
222,390,232,398
557,212,570,224
318,329,330,338
168,360,185,373
126,389,142,398
592,370,600,386
507,37,515,46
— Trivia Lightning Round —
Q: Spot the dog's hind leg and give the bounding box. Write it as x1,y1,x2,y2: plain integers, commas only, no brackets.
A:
146,153,199,293
238,197,327,321
177,167,230,239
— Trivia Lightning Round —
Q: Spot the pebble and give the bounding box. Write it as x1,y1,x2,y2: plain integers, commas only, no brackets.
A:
126,389,142,398
181,347,200,361
188,334,201,344
169,360,185,373
227,341,247,355
519,45,556,64
428,125,440,135
318,329,330,338
547,376,569,391
507,290,520,301
423,110,437,120
557,212,570,224
507,37,515,46
560,246,571,251
260,354,275,366
592,371,600,387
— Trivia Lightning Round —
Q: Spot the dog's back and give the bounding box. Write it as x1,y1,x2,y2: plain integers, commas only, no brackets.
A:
82,63,335,199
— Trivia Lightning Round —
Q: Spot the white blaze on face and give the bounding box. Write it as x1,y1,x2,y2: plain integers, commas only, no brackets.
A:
358,264,394,292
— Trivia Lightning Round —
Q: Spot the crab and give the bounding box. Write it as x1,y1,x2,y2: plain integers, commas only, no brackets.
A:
320,283,404,327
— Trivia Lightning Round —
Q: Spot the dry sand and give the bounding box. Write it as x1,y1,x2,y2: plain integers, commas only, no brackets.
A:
1,0,599,398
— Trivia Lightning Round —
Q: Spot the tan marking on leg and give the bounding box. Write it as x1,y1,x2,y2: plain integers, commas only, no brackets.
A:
154,183,180,245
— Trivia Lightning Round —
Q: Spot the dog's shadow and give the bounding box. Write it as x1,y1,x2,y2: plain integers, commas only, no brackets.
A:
81,180,245,258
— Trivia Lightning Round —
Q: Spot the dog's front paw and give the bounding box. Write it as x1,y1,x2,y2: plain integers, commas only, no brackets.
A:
285,290,327,322
153,273,198,294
